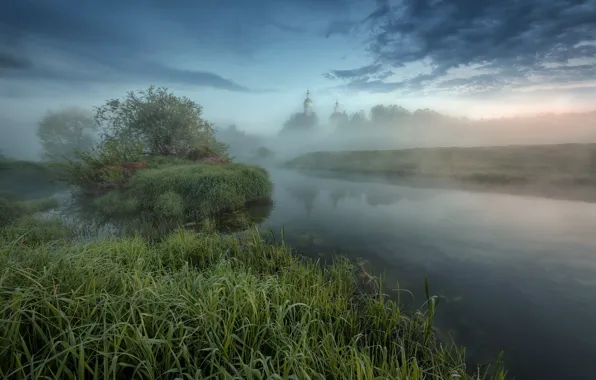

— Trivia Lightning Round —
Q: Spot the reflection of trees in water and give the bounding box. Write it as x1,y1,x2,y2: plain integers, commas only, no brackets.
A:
328,189,363,208
285,184,319,217
364,188,435,206
223,199,274,232
365,191,403,206
329,190,346,208
327,185,437,207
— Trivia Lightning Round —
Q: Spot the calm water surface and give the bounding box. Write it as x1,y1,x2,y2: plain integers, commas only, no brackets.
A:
258,168,596,380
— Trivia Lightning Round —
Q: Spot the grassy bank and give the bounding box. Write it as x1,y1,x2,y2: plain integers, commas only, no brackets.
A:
284,143,596,185
0,221,506,379
64,151,273,237
93,161,272,220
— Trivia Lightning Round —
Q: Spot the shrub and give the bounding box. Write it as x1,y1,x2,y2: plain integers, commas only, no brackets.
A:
64,138,145,190
93,163,273,221
95,86,228,158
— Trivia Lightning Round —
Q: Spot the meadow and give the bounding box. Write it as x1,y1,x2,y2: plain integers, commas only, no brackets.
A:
284,143,596,185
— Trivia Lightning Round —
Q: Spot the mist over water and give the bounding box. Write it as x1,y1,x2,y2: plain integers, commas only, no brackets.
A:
4,103,596,162
259,168,596,380
3,0,596,378
2,89,596,380
214,109,596,164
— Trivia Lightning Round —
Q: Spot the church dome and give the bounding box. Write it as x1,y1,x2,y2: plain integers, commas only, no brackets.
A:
303,89,312,106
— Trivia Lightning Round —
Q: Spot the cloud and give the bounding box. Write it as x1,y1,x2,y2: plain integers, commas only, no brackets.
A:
2,0,330,92
0,50,30,70
0,52,252,95
325,20,358,37
325,63,395,84
328,0,596,94
326,64,384,79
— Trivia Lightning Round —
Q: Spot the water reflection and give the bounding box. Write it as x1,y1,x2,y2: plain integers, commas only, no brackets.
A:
285,174,438,216
285,183,319,217
53,191,275,239
259,168,596,380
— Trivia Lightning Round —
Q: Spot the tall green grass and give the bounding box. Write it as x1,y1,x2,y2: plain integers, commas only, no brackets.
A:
0,226,506,379
0,196,60,228
93,163,273,221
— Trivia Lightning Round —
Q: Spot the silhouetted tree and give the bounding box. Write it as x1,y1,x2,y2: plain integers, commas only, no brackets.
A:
217,124,262,158
330,110,349,129
36,107,97,160
252,146,275,160
280,112,318,135
370,104,411,126
348,111,368,127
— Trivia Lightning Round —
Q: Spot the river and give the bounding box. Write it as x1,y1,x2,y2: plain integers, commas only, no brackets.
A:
257,168,596,380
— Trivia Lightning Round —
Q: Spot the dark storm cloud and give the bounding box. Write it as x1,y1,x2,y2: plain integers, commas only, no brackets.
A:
0,50,30,70
2,0,356,92
327,64,384,79
325,20,358,37
329,0,596,93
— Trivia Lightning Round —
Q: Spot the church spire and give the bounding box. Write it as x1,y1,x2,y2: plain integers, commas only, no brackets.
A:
334,99,340,113
303,89,313,116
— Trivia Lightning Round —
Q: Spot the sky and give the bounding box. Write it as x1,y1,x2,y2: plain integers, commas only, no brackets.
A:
1,0,596,153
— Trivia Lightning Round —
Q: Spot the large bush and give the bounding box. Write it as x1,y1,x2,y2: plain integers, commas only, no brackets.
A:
64,138,145,190
93,162,273,221
95,86,228,158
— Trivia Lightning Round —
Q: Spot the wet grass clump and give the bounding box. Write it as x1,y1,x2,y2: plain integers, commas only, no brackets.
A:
0,225,506,379
0,196,60,228
0,216,73,246
92,162,273,222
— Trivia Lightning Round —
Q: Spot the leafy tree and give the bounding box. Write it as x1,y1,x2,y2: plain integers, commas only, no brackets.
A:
95,86,227,158
36,107,96,160
329,110,349,129
217,124,262,158
252,146,275,160
348,111,368,127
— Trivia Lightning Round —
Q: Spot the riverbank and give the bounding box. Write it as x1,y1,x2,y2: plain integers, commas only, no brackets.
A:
0,214,506,379
283,143,596,201
0,151,506,378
